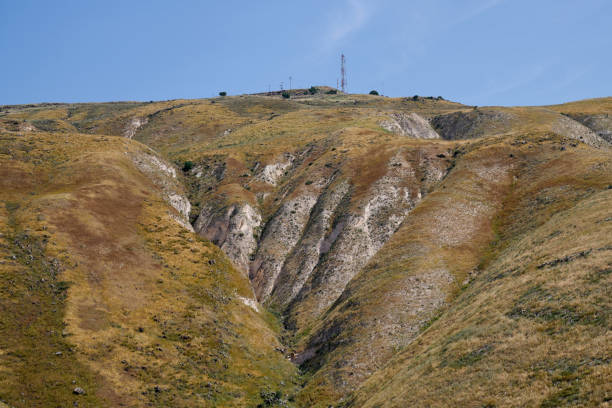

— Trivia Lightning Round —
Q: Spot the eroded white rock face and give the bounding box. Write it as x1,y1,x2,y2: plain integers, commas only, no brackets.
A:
193,148,450,327
380,113,440,139
167,193,192,229
569,114,612,144
128,150,193,231
290,152,429,319
124,117,148,139
257,154,295,186
250,194,319,300
194,203,261,273
269,181,351,306
552,115,610,149
236,295,259,312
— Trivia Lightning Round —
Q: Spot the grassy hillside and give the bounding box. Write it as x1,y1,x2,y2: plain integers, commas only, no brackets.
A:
0,92,610,407
350,139,611,407
0,131,297,407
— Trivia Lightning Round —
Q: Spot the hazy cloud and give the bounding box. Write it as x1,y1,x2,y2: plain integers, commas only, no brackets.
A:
320,0,373,51
455,0,506,25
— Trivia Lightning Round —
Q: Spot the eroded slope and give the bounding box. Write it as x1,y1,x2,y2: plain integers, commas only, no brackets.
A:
1,93,610,408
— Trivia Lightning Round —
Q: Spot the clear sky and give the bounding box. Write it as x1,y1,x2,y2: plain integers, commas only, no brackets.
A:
1,0,611,106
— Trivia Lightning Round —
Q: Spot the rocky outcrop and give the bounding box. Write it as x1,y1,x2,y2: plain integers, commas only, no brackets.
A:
295,147,516,400
551,115,609,148
562,113,612,145
431,109,515,140
269,180,351,306
250,194,319,300
380,112,440,139
123,117,148,139
286,150,449,328
256,153,295,185
194,203,261,273
128,149,192,231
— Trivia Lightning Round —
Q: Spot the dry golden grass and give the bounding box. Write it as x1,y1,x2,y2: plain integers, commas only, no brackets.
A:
0,131,297,407
0,94,610,408
546,97,612,115
350,136,612,408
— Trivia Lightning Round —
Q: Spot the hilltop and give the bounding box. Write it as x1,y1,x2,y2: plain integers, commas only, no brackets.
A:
0,90,610,407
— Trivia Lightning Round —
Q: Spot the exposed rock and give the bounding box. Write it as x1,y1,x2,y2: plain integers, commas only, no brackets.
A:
380,112,440,139
269,181,351,306
123,117,148,139
536,248,591,269
287,151,447,327
128,150,193,231
431,109,516,140
19,122,37,132
250,194,319,300
194,203,261,273
236,295,259,312
552,115,610,148
566,113,612,144
73,387,85,395
295,151,515,397
256,153,295,186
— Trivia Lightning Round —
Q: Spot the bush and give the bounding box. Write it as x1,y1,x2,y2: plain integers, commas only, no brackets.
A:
218,91,227,97
258,390,283,407
182,161,194,172
281,91,290,99
326,89,337,94
308,86,318,95
369,90,379,95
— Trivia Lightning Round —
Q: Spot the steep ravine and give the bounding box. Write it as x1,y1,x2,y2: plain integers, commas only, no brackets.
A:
192,145,451,320
186,140,455,405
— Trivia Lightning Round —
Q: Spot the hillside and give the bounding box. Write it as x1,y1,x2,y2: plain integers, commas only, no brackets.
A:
0,90,610,407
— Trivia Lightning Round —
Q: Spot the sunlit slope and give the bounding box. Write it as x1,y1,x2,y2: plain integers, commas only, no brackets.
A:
0,131,297,407
0,93,610,408
349,137,612,407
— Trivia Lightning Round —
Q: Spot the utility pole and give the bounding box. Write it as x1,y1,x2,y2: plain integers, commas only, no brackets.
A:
340,53,346,93
280,82,284,91
289,76,292,91
268,84,271,95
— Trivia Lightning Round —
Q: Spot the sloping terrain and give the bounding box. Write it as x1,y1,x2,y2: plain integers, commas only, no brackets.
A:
0,132,296,407
0,91,610,407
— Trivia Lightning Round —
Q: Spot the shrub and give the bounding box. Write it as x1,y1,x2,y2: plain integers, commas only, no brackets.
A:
218,91,227,97
308,86,318,95
259,390,283,407
326,89,337,94
412,95,419,101
369,90,379,95
281,91,290,99
182,161,194,172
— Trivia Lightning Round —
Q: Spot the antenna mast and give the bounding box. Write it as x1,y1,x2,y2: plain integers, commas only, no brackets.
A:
340,53,346,93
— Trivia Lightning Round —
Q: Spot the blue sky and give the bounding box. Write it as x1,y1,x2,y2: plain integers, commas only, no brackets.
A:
1,0,611,106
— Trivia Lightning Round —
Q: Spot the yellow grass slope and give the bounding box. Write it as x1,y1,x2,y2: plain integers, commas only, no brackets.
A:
0,131,297,407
